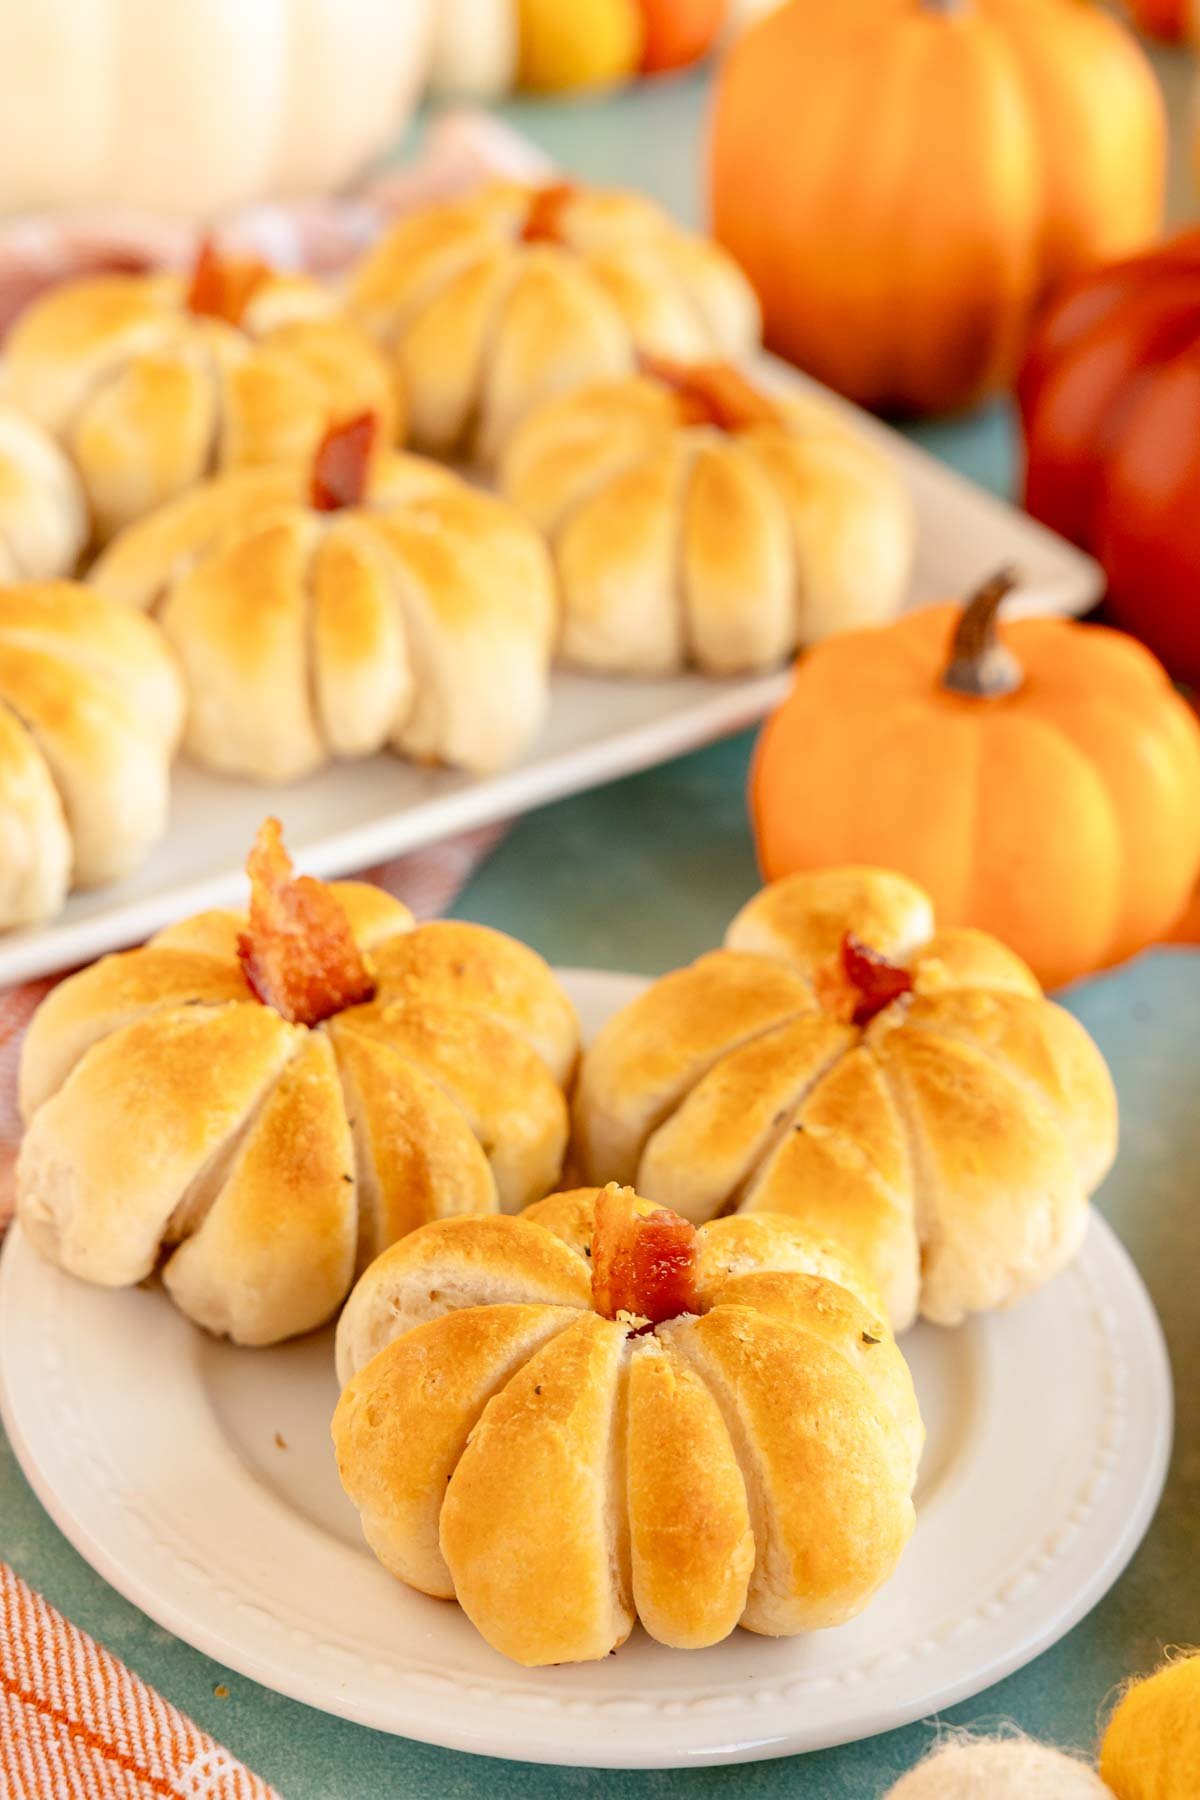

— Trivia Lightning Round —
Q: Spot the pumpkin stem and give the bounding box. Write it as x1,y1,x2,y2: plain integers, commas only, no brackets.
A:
186,235,272,326
237,818,375,1026
310,412,377,513
942,568,1023,699
640,355,784,432
521,181,577,244
590,1186,700,1326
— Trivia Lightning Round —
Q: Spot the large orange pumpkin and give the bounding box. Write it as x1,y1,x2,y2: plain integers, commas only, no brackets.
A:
750,575,1200,989
1018,229,1200,686
709,0,1166,414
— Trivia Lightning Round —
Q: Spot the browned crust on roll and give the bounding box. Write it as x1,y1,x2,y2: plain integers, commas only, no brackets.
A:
572,869,1116,1331
332,1194,921,1666
18,888,578,1348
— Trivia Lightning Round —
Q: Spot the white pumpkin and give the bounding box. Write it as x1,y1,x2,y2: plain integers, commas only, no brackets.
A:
428,0,517,97
724,0,784,28
0,0,437,218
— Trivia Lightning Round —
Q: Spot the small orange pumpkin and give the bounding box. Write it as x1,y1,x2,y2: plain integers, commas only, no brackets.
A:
709,0,1166,414
639,0,728,70
750,574,1200,989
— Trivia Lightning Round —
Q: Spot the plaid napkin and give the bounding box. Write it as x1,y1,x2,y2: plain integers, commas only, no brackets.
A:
0,1563,281,1799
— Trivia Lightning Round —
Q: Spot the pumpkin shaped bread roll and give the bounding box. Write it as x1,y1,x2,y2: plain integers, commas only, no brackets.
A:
334,1186,922,1665
573,868,1118,1330
500,362,915,674
90,423,555,781
0,581,183,929
4,243,400,542
17,822,579,1345
345,180,760,465
0,407,88,581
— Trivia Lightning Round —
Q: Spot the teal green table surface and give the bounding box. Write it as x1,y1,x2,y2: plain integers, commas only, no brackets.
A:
4,67,1199,1800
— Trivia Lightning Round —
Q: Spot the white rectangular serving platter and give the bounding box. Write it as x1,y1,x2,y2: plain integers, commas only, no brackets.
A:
0,359,1102,985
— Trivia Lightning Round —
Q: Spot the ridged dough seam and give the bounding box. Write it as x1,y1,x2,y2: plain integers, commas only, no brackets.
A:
454,248,527,463
331,1011,495,1171
591,994,821,1184
716,1030,860,1218
893,1008,1093,1181
163,1025,309,1245
664,1320,780,1628
57,314,189,446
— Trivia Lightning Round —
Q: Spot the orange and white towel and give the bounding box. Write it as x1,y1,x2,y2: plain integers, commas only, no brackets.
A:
0,1562,281,1799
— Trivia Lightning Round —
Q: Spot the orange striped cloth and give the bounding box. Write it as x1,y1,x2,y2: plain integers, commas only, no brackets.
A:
1,1563,280,1799
0,822,505,1796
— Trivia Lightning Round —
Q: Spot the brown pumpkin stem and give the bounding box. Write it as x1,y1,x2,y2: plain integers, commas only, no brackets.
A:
310,412,377,513
590,1186,700,1326
237,818,375,1026
942,568,1023,699
521,181,577,244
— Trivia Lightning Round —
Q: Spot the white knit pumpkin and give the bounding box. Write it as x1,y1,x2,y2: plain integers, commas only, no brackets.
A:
886,1738,1112,1798
0,0,436,217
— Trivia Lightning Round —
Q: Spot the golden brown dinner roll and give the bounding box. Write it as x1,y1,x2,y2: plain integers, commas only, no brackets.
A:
573,868,1118,1330
90,435,555,781
0,406,88,580
333,1186,921,1664
3,247,400,541
17,821,579,1345
345,181,760,465
0,581,183,930
500,362,915,674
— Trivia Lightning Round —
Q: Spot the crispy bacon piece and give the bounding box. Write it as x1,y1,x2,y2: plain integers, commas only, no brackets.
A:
640,356,784,433
310,413,377,513
521,181,577,244
590,1186,700,1326
237,819,375,1026
825,931,914,1027
185,236,272,326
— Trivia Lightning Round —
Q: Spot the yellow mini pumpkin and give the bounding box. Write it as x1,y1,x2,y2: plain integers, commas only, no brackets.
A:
1100,1655,1200,1799
751,575,1200,989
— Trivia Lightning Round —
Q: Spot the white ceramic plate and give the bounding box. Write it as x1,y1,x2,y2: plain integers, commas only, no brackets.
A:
0,970,1170,1768
0,359,1101,985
